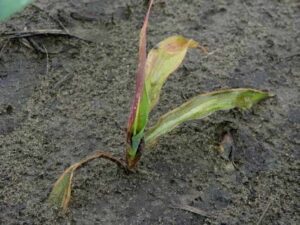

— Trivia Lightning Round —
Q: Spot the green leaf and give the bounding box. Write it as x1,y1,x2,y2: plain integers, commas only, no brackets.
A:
0,0,32,21
126,0,154,168
145,35,200,110
145,88,272,144
132,88,150,136
126,91,149,167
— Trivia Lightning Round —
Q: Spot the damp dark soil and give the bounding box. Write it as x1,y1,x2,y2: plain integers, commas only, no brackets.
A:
0,0,299,224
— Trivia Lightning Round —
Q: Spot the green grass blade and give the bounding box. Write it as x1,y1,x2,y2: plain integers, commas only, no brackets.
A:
145,88,272,144
0,0,32,21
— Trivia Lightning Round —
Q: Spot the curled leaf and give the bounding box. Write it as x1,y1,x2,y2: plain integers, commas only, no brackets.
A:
127,0,153,133
126,0,154,168
145,35,199,109
48,165,77,211
48,151,125,211
145,88,273,144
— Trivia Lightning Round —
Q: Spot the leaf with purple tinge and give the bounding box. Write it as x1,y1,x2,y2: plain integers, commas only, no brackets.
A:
125,2,204,168
126,0,154,168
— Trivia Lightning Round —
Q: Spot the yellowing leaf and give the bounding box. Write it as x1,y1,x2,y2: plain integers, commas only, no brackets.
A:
48,164,78,212
145,35,199,109
48,151,124,211
145,88,272,144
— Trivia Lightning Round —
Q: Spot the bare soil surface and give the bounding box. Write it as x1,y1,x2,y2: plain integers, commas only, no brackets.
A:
0,0,299,224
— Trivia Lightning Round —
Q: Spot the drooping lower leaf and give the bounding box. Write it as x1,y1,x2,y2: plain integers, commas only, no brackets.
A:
145,35,199,110
145,88,273,144
0,0,32,21
48,151,125,211
48,165,76,211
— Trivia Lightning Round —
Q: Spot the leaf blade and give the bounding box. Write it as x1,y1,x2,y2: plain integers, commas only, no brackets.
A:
126,0,154,167
145,88,272,144
127,0,153,134
48,151,125,211
145,35,199,109
48,165,78,212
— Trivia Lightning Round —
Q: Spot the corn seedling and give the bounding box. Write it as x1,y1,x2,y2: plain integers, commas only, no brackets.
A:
49,0,272,211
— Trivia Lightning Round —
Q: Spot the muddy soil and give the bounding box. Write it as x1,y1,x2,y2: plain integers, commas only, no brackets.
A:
0,0,299,224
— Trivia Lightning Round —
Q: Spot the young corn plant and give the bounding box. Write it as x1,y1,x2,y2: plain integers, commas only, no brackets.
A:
49,0,272,211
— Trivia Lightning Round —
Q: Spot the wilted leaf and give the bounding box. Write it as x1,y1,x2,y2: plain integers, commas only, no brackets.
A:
145,88,272,144
0,0,32,21
48,151,124,211
145,35,199,109
48,165,77,212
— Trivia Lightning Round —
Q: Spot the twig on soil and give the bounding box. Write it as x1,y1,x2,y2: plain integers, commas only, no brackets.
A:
20,38,33,49
171,204,218,219
31,4,70,34
256,198,273,225
41,44,49,75
1,29,92,43
53,73,74,90
27,37,53,54
282,53,300,61
201,48,221,59
4,29,90,54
